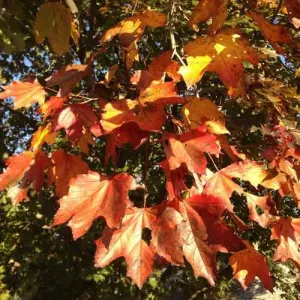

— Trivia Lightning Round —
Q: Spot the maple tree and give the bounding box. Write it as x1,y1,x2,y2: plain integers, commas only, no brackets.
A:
1,0,300,298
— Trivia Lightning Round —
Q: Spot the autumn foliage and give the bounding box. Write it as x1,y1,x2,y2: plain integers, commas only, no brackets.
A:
1,0,300,293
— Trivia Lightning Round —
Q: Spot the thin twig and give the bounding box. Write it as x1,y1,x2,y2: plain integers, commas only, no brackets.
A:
78,98,99,104
207,153,219,171
143,140,149,208
168,0,186,66
271,0,283,23
132,0,139,15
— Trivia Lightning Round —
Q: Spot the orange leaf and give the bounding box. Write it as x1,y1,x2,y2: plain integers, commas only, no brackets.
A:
151,206,184,265
229,241,273,291
101,99,166,132
163,126,220,174
248,11,291,54
177,199,216,285
271,217,300,269
101,10,166,47
0,80,46,109
179,29,258,97
189,0,229,35
204,161,268,212
39,96,65,119
95,207,156,288
244,193,276,227
131,50,181,91
48,150,89,197
0,151,50,204
182,97,229,134
53,172,136,239
138,82,183,106
46,64,90,97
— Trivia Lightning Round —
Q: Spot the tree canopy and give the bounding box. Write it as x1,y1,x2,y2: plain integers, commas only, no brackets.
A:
1,0,300,299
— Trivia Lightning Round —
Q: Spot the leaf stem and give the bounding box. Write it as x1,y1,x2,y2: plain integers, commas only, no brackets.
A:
143,139,149,207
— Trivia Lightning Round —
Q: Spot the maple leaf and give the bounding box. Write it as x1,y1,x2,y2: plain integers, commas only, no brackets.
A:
183,193,244,252
101,99,166,132
95,207,156,288
229,241,273,291
204,161,268,212
53,172,136,239
189,0,229,35
163,126,220,174
52,103,98,140
0,151,50,204
131,51,180,91
244,193,276,227
105,123,149,165
34,2,74,55
46,65,90,97
286,0,300,28
101,10,166,47
247,11,291,54
160,160,187,200
271,217,300,269
39,96,65,119
204,170,242,212
76,130,95,154
0,80,46,109
177,198,216,285
182,97,229,135
0,152,34,199
138,82,184,106
151,206,184,265
179,29,258,97
48,150,89,198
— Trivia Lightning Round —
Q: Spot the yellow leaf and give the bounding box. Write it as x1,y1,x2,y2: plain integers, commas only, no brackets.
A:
178,56,212,88
34,2,73,55
30,124,56,150
183,97,229,134
179,29,258,97
71,20,80,45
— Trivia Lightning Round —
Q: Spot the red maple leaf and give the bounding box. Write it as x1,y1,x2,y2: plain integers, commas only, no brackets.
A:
53,172,136,239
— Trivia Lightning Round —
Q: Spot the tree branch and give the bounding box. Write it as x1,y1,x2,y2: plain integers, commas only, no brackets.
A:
168,0,186,66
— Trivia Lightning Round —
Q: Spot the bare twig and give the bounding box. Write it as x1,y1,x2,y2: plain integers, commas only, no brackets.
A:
132,0,139,15
168,0,186,66
271,0,283,23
